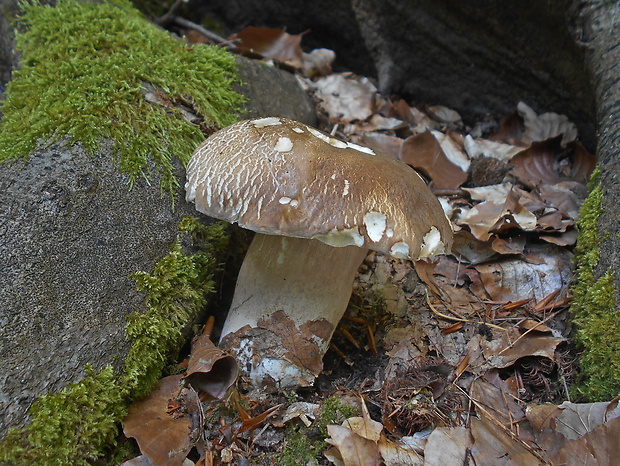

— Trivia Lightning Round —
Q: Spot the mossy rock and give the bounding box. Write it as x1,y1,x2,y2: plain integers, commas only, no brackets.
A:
0,0,315,457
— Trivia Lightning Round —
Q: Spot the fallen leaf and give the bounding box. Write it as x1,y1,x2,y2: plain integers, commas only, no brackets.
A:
400,131,468,189
302,48,336,77
470,412,545,465
517,101,578,146
425,105,462,126
123,375,202,466
325,425,382,466
482,327,566,369
551,416,620,465
358,132,403,160
423,426,473,466
313,73,383,122
463,135,523,162
511,137,595,188
489,110,526,145
232,26,305,69
474,243,573,302
183,328,238,400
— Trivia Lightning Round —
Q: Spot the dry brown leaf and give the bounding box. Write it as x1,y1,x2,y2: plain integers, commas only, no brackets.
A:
481,327,565,369
302,48,336,77
183,327,237,400
123,375,202,466
424,426,473,466
358,132,403,160
470,413,545,465
489,110,526,145
527,399,620,441
474,244,573,303
377,435,423,466
425,105,463,125
325,425,382,466
313,73,383,122
511,137,595,188
400,130,468,189
551,416,620,466
464,135,524,162
517,101,578,146
456,189,537,242
232,26,304,69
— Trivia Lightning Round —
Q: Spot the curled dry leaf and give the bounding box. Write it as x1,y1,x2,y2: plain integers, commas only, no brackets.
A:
400,130,468,189
313,73,383,122
470,413,545,465
517,101,578,146
456,188,537,242
511,137,595,188
358,132,403,160
464,135,523,162
123,375,203,466
474,243,573,303
232,26,304,69
302,48,336,77
481,327,566,369
527,399,620,441
183,329,238,400
424,426,472,466
425,105,462,126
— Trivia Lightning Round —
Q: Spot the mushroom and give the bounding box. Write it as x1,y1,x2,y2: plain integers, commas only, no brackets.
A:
185,117,453,388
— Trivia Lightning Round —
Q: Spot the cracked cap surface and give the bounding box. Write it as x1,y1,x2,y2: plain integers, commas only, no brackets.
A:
185,117,453,260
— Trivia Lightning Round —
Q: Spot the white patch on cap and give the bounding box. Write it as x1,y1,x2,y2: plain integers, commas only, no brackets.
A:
185,181,196,202
331,174,337,180
346,142,375,155
292,127,304,133
390,242,410,259
307,126,348,149
290,199,299,207
419,226,446,258
343,180,350,196
279,196,292,204
251,117,282,128
363,211,387,243
274,137,293,152
386,228,394,238
312,227,365,248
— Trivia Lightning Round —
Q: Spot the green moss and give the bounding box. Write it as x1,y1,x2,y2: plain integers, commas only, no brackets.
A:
276,396,359,465
0,219,230,464
570,167,620,400
0,0,244,199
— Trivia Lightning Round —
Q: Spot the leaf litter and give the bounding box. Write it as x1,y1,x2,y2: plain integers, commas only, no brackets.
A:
118,21,613,466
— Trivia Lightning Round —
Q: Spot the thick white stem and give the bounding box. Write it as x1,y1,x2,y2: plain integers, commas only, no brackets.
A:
219,233,368,387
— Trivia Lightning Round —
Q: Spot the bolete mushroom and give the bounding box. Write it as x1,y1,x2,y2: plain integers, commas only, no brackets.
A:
185,117,452,388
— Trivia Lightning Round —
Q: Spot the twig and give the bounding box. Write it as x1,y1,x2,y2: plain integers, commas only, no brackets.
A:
454,383,553,465
425,291,505,330
497,309,563,355
173,17,235,48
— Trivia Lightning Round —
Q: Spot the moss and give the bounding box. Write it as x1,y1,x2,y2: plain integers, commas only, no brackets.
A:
276,396,359,465
570,167,620,400
0,219,230,464
0,0,244,199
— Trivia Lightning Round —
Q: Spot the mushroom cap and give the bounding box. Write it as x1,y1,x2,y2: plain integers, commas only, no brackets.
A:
185,117,452,260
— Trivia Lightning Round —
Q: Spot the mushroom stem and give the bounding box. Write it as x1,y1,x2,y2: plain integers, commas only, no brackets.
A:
219,233,369,387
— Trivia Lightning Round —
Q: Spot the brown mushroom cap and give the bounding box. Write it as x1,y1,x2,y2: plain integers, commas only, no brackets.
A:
186,117,452,260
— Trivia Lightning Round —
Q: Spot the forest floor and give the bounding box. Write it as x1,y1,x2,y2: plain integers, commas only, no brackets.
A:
119,25,620,466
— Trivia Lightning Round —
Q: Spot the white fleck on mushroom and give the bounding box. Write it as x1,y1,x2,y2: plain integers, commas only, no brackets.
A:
185,118,453,388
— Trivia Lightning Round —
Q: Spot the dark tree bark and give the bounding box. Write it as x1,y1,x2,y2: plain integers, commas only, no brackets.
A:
577,1,620,288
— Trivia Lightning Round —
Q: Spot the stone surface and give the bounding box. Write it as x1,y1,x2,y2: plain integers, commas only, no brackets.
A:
0,55,315,436
191,0,595,148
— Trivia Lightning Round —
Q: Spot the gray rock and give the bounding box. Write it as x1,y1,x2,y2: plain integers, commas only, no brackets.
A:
0,56,315,436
